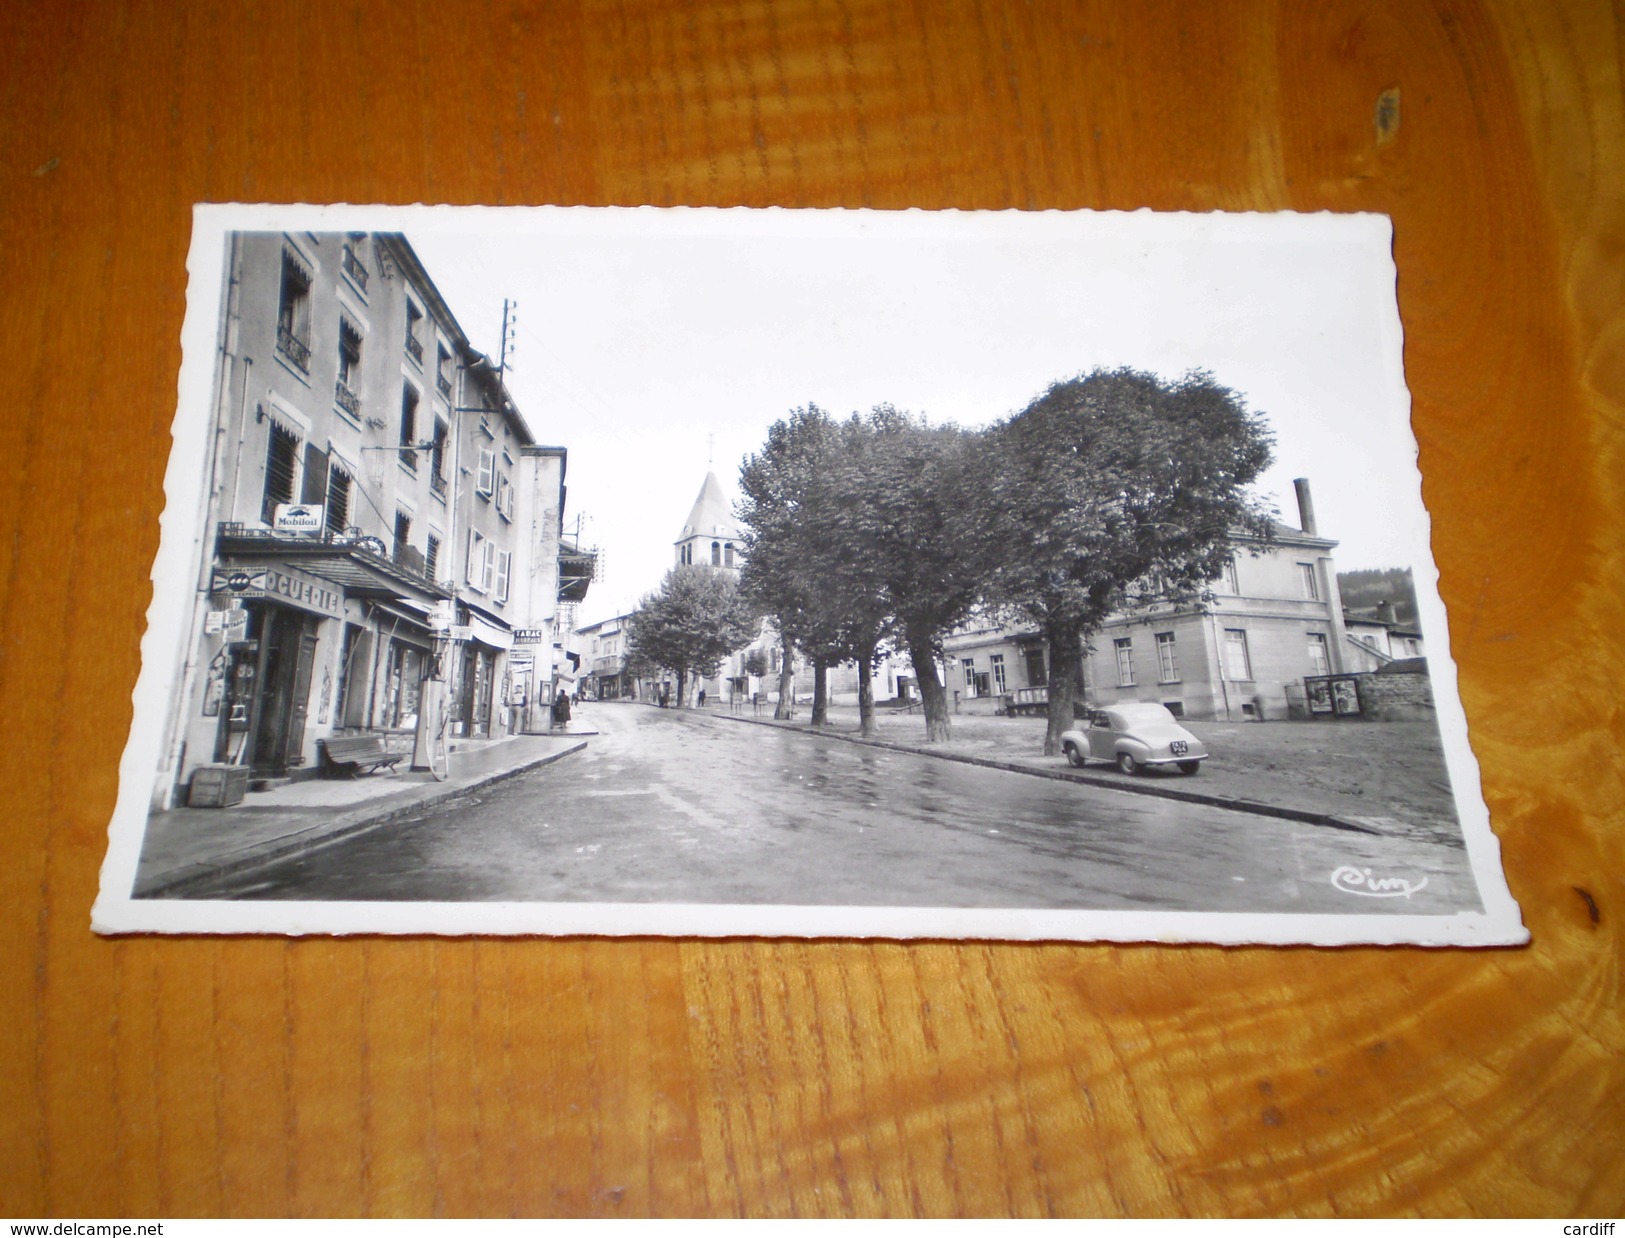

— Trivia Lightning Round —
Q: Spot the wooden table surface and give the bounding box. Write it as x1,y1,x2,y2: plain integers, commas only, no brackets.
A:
2,0,1620,1218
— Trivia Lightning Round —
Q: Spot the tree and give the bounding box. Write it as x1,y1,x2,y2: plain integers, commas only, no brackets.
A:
988,369,1276,754
738,406,844,721
856,408,999,742
625,566,756,710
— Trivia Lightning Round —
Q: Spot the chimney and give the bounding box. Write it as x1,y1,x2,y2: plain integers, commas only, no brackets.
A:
1376,599,1396,625
1293,477,1318,536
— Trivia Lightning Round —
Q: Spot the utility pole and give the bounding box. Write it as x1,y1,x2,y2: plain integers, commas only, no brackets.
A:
497,298,518,383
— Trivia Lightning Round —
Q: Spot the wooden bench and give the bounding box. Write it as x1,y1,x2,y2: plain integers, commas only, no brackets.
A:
318,735,405,778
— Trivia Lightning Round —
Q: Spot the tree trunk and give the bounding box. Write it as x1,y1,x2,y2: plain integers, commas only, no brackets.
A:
674,666,688,710
811,656,829,726
1044,618,1085,756
774,633,796,720
907,628,951,742
856,647,877,737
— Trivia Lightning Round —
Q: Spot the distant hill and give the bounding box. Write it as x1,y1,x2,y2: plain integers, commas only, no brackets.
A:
1338,567,1419,626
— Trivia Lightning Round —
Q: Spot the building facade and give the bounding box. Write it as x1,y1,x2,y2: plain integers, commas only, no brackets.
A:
151,231,580,810
943,480,1378,722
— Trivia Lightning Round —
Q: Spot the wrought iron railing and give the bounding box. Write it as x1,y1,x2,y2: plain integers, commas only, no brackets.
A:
429,471,448,498
334,380,360,416
277,325,311,372
341,244,369,291
215,522,445,593
437,371,452,397
405,333,424,364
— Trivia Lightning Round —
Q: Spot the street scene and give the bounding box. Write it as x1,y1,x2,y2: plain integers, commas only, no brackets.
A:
99,206,1521,941
178,704,1478,913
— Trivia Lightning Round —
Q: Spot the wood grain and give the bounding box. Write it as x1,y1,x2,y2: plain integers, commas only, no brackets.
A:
1,0,1621,1217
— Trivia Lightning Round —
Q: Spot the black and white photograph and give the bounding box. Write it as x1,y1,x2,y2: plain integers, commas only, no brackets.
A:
93,204,1525,945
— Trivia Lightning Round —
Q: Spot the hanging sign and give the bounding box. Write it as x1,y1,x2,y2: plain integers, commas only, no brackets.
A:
211,566,269,597
222,609,250,643
448,625,474,641
273,503,325,532
512,628,547,644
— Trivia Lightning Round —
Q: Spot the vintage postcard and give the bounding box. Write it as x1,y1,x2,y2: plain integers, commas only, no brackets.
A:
93,204,1526,945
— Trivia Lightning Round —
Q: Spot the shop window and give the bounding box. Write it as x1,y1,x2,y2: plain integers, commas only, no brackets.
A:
261,421,299,524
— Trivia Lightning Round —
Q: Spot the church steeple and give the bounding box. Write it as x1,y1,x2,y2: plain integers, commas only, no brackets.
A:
675,471,743,570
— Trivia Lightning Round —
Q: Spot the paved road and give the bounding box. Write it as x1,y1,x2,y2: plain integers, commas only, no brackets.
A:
187,704,1482,913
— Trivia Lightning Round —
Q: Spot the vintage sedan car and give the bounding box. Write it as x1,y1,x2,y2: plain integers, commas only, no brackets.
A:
1060,702,1208,775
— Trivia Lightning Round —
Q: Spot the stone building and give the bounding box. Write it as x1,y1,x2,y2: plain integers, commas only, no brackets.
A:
150,230,581,810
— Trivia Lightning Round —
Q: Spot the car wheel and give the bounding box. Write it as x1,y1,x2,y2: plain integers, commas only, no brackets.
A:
1064,743,1085,768
1116,752,1140,776
1178,760,1201,776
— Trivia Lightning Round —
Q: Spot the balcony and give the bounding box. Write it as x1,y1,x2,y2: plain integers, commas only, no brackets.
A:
429,470,448,499
334,379,361,417
436,371,452,398
277,325,311,373
340,244,369,292
405,333,424,364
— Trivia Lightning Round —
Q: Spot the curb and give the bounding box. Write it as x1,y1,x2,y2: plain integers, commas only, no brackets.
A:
697,710,1384,836
137,739,590,898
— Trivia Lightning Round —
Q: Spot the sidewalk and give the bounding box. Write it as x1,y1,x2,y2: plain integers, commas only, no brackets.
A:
694,702,1466,848
134,732,590,897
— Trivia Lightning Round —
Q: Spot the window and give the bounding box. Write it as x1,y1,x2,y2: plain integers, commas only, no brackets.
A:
962,658,977,691
341,235,369,291
436,344,452,397
393,511,412,563
496,473,513,520
399,386,419,469
325,464,352,534
1223,629,1253,681
1307,632,1330,677
1221,558,1240,594
989,654,1006,693
494,549,511,602
712,541,722,566
1023,648,1047,687
466,529,487,590
1155,632,1179,683
1297,562,1319,600
425,533,441,582
335,319,362,416
276,251,312,371
724,543,735,568
1114,638,1135,687
476,448,496,497
405,301,424,363
261,422,299,524
430,419,449,495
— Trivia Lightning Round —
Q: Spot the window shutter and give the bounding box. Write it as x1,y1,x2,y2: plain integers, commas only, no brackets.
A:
478,449,495,496
466,528,481,587
495,550,511,601
302,444,328,504
481,540,496,593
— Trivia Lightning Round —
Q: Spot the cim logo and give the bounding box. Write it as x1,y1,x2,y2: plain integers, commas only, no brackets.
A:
1331,865,1428,900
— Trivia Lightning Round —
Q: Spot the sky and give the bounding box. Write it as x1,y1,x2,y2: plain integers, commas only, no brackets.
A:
404,208,1428,628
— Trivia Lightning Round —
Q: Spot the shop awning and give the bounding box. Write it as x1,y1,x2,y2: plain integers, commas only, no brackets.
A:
217,524,452,602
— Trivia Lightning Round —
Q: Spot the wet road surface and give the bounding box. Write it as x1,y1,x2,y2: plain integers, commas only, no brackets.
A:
187,704,1482,913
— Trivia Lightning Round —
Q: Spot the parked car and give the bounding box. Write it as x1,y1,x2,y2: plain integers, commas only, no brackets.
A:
1060,702,1208,775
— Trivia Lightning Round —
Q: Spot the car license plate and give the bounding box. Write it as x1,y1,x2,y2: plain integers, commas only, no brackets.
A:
1170,740,1187,755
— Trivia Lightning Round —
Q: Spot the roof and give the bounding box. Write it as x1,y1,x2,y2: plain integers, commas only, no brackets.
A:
678,471,742,541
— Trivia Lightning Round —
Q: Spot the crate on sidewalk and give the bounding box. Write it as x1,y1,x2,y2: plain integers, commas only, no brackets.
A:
188,764,250,808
